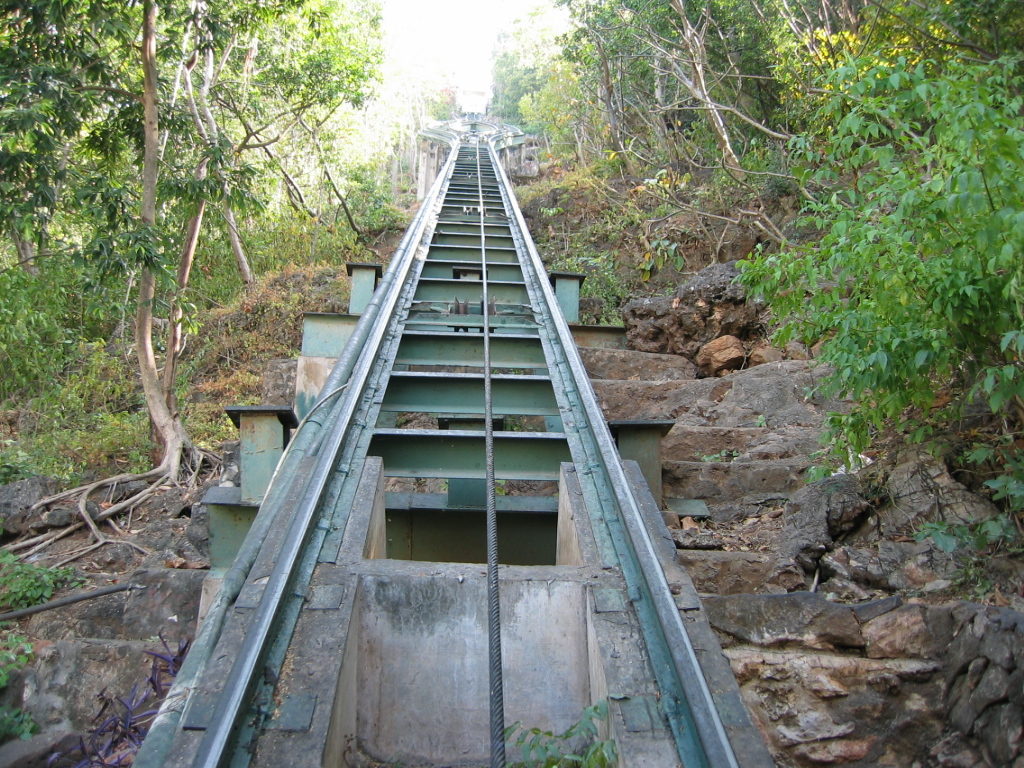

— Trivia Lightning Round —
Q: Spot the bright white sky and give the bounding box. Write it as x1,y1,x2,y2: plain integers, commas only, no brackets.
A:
381,0,563,112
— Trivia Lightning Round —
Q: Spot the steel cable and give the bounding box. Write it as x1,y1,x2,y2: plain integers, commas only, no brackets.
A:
475,140,507,768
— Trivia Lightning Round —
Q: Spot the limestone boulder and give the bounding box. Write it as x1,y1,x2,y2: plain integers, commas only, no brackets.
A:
0,476,60,536
704,591,865,650
696,334,746,376
855,450,1000,539
778,474,871,573
578,347,697,381
622,263,762,358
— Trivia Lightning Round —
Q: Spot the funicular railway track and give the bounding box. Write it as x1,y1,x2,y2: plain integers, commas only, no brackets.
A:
136,120,772,768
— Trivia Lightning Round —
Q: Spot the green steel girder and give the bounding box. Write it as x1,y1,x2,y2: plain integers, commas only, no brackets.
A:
432,233,515,248
420,261,522,282
368,428,570,480
434,221,511,236
301,312,360,357
403,313,539,332
394,332,546,368
426,245,518,263
380,371,558,415
413,278,528,304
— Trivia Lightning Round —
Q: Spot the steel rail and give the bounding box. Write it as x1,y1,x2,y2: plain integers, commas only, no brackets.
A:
486,139,741,768
186,140,462,768
474,139,507,768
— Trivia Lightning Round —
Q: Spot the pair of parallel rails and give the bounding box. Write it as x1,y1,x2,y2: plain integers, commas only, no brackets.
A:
136,121,749,768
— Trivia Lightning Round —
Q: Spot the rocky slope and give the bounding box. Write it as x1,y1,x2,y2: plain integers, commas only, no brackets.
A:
582,264,1024,767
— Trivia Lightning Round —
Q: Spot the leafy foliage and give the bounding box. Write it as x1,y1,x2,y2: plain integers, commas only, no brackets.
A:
505,701,617,768
741,54,1024,524
0,552,80,612
0,627,35,743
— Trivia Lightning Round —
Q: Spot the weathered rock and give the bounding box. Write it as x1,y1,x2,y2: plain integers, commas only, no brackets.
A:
577,346,697,381
726,646,943,767
27,568,205,643
821,541,958,592
0,476,60,535
677,550,785,594
0,724,78,768
778,474,870,572
622,263,762,358
663,458,810,506
696,334,746,376
943,605,1024,764
593,360,845,429
855,450,1000,539
784,340,811,360
748,343,784,366
261,357,297,405
22,639,155,731
862,604,954,660
705,592,864,650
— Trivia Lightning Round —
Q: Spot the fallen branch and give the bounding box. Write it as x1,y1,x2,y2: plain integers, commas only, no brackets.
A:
0,582,140,622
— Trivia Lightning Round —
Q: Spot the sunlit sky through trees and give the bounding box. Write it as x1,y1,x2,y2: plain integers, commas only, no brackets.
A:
382,0,566,112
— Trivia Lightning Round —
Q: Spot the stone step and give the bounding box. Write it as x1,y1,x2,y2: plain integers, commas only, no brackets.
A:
592,360,842,429
677,550,777,595
663,458,810,507
662,424,822,463
578,347,696,381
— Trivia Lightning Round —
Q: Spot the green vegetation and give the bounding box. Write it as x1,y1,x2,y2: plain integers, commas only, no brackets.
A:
501,0,1024,555
0,629,35,741
0,551,80,612
0,0,434,491
505,701,617,768
741,55,1024,535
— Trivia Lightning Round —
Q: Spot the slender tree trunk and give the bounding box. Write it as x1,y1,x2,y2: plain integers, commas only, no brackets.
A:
137,0,188,475
669,0,744,178
222,194,254,286
9,227,38,275
162,158,209,413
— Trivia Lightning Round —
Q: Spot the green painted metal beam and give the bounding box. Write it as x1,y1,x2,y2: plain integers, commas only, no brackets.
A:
413,278,528,304
346,263,383,314
369,428,570,480
301,313,360,357
426,245,518,263
380,372,558,415
420,261,522,281
394,332,546,368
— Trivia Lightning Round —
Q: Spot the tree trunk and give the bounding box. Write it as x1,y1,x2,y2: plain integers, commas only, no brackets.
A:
222,194,254,286
138,0,189,475
161,160,209,413
669,0,745,178
9,227,38,275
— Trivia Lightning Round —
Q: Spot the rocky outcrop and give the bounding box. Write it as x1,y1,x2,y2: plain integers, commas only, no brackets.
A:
622,263,762,360
0,476,60,535
703,593,1024,767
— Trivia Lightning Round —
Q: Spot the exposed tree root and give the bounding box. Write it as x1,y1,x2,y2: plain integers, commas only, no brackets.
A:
6,445,219,564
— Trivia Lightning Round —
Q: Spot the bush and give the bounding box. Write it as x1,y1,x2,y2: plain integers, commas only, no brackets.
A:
741,55,1024,523
0,552,80,612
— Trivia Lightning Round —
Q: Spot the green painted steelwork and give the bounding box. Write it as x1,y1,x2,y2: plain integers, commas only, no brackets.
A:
608,419,675,507
381,372,558,416
385,507,556,564
426,244,518,262
420,261,522,282
549,272,585,324
369,428,570,480
301,313,360,357
204,486,259,571
394,332,546,368
413,278,528,304
346,263,383,314
224,406,297,504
